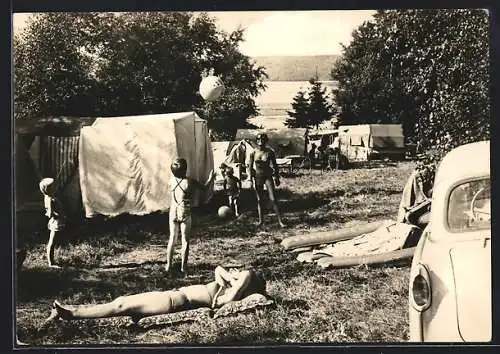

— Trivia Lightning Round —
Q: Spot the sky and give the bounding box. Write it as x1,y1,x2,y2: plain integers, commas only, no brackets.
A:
12,10,376,56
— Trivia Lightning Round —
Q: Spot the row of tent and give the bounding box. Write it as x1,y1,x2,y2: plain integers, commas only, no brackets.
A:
15,112,214,234
15,117,406,234
15,119,308,234
308,124,406,162
212,127,309,182
216,124,406,175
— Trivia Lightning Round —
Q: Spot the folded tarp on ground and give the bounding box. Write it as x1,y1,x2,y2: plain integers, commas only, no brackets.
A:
79,112,213,217
316,247,416,269
311,221,420,258
296,221,421,267
281,220,392,251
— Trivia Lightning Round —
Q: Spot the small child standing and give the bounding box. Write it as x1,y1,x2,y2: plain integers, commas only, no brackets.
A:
167,158,215,274
39,178,66,268
219,163,228,179
223,166,242,217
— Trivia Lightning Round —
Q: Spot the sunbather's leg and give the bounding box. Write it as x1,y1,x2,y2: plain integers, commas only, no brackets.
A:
51,290,186,320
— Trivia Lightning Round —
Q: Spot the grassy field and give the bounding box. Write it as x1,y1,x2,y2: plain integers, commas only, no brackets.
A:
16,161,415,345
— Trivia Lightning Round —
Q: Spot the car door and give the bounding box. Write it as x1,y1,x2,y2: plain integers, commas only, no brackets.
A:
449,238,491,341
447,178,491,341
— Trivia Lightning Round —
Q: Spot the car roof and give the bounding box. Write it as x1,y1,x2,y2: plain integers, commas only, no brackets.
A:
435,140,490,183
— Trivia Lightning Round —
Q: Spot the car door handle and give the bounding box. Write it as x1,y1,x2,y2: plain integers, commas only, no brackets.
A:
483,237,491,248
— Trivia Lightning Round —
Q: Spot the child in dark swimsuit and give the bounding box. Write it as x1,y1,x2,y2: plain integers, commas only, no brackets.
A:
248,133,286,228
223,166,242,217
167,158,214,274
39,178,66,268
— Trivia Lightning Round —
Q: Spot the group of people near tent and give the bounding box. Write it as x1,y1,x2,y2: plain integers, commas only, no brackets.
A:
219,132,286,227
307,143,343,171
35,131,287,327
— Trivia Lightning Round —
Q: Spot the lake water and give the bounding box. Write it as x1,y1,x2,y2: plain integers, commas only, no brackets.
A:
250,80,338,129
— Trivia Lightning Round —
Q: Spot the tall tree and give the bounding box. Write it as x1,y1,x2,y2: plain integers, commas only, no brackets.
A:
331,9,490,169
307,78,335,129
285,79,335,129
13,13,100,119
285,90,309,128
13,12,268,139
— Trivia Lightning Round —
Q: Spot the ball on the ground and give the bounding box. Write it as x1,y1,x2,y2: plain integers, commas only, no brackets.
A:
218,205,233,219
199,75,225,101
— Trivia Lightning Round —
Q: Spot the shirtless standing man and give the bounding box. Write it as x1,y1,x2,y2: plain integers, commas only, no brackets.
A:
248,133,286,228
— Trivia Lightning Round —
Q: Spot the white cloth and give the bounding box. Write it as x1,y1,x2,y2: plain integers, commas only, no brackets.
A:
79,112,213,217
312,221,418,258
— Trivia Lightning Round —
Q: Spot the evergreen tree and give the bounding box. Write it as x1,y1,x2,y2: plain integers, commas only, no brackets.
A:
285,89,309,128
307,78,335,129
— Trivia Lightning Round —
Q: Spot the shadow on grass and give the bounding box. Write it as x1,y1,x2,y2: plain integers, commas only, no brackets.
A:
348,160,401,170
213,327,289,345
16,267,117,302
16,261,221,303
22,212,170,248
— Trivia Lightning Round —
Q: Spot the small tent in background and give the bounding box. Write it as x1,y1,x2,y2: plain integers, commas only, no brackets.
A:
79,112,214,217
212,140,254,185
338,124,405,162
226,139,255,166
234,128,308,158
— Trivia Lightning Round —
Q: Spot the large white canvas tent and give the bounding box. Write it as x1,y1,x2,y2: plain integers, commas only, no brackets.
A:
338,124,405,162
79,112,214,217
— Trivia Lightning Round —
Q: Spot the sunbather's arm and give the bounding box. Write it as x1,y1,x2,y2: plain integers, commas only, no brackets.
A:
214,266,234,286
213,270,252,307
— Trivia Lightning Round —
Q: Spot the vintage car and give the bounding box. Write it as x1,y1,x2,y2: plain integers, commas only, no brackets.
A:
408,140,491,342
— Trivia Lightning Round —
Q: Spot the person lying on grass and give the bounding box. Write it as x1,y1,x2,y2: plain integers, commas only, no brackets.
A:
44,266,266,324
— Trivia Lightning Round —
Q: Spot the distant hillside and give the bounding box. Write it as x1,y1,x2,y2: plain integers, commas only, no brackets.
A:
252,55,340,81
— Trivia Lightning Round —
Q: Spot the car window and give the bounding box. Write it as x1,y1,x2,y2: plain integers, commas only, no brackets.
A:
448,178,491,232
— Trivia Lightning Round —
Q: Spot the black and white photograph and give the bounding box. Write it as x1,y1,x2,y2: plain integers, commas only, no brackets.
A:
12,8,491,347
